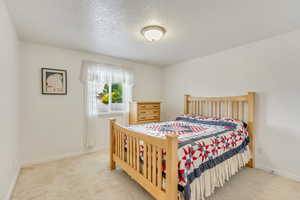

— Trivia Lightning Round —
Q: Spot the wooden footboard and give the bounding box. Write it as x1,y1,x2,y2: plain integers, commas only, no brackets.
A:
109,119,178,200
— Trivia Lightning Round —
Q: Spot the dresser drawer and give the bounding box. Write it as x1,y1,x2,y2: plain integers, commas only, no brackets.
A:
138,114,160,121
138,109,160,115
138,104,160,110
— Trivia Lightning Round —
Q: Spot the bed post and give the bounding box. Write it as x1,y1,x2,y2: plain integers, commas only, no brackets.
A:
184,95,190,114
166,134,178,200
247,92,255,168
109,118,116,170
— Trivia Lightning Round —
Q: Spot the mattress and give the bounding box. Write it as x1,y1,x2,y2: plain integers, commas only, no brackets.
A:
127,114,251,200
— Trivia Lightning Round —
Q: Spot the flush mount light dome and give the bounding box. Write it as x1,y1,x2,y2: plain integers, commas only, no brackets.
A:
141,25,166,42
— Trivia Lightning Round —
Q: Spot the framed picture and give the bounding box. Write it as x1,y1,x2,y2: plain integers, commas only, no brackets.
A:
41,68,67,95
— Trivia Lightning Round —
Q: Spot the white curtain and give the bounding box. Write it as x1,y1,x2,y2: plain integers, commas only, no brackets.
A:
80,61,134,149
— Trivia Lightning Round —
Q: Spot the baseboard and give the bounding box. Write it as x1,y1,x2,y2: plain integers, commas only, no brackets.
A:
256,164,300,182
21,148,104,168
4,165,20,200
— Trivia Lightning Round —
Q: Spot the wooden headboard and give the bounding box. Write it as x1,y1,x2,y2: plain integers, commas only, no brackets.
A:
184,92,255,168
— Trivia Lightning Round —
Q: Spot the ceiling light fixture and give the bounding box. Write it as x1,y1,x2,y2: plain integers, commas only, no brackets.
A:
141,25,166,42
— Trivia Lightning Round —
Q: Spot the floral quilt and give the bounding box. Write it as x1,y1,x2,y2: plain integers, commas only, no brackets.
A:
127,115,250,200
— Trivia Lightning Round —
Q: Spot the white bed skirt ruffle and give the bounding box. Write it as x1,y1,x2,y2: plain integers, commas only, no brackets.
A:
179,148,251,200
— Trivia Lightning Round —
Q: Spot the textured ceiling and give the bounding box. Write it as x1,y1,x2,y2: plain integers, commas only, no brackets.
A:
4,0,300,66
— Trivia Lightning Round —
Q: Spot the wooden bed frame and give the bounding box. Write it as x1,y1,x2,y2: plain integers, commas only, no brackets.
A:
109,92,255,200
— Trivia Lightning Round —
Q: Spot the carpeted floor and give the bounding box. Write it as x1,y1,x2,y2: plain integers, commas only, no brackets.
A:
12,151,300,200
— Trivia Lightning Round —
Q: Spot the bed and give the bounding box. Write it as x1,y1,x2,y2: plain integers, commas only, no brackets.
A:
109,92,255,200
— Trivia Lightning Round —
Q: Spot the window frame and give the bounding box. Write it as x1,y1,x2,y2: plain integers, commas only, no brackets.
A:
84,64,133,117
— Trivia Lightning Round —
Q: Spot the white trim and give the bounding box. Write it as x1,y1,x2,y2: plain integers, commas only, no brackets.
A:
256,164,300,183
21,148,105,168
4,166,20,200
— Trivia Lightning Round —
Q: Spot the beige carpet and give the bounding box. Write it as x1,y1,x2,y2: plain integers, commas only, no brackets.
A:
12,151,300,200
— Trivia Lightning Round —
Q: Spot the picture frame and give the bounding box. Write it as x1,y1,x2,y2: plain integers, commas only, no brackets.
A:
41,68,67,95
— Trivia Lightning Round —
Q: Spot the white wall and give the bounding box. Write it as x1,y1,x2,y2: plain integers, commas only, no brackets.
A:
20,42,162,165
162,30,300,181
0,0,20,199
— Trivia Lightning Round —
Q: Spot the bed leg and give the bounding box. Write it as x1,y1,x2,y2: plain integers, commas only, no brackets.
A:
247,159,254,168
166,134,178,200
109,118,116,170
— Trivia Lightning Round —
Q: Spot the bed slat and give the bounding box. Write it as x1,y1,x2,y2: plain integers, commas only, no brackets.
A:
133,137,137,170
116,129,119,157
147,144,152,181
239,101,243,120
143,143,147,178
152,145,157,186
136,139,140,172
157,147,162,190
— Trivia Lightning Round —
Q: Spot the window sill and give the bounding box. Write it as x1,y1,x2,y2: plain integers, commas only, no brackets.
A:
97,111,126,118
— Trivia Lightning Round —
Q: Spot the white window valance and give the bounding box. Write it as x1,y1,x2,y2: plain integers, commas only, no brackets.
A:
80,61,134,86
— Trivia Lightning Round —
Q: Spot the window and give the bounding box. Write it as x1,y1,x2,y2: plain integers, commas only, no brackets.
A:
81,61,133,116
88,81,125,114
96,83,123,110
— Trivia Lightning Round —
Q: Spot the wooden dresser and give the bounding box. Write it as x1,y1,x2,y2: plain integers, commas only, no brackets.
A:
129,102,161,125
